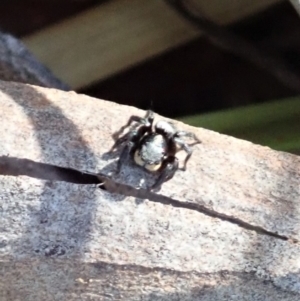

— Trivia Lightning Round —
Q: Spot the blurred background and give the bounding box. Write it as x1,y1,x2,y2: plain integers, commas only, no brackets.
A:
0,0,299,153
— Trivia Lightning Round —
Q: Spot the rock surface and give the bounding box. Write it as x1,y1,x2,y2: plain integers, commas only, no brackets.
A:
0,31,69,90
0,80,300,300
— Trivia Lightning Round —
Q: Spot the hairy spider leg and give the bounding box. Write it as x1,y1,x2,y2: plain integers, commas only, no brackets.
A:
113,110,155,141
174,131,201,170
110,131,130,151
116,120,154,173
111,115,143,142
151,156,179,189
175,131,201,144
116,131,139,173
150,138,177,189
117,141,134,173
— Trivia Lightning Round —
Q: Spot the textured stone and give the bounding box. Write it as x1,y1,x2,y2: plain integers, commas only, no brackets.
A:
0,80,300,300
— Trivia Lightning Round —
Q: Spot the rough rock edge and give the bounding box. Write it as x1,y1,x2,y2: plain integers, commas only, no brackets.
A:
1,80,300,300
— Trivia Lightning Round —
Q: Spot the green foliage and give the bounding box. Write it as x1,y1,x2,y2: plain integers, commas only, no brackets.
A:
180,97,300,153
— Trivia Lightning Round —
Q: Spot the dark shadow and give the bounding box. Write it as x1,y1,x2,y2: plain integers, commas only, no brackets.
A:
0,82,101,258
249,151,300,295
101,149,162,190
87,262,297,300
99,155,163,205
0,156,102,185
2,256,299,299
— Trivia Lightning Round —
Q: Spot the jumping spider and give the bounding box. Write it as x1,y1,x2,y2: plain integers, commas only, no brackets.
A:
110,110,201,189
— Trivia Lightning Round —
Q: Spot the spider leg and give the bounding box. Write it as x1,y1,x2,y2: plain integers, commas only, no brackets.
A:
117,141,135,173
112,116,143,141
174,131,201,170
174,140,192,171
150,156,179,190
175,131,201,144
111,112,154,152
112,110,154,141
114,130,140,173
110,131,132,151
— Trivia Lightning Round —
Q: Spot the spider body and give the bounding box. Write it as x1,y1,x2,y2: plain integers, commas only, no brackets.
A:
111,110,200,189
134,133,167,171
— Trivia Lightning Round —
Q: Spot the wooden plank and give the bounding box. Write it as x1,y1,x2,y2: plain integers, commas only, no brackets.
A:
22,0,282,89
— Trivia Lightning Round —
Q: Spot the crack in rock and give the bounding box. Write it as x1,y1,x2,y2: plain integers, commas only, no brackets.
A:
0,156,101,185
98,174,290,241
0,155,293,242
